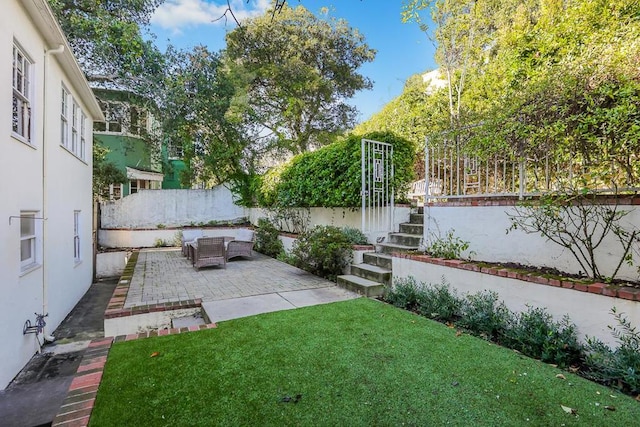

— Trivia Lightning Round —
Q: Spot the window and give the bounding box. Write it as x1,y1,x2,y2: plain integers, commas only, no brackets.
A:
61,85,87,161
20,212,37,270
61,86,69,147
130,180,138,194
73,211,81,262
71,100,78,154
13,44,33,143
80,111,86,160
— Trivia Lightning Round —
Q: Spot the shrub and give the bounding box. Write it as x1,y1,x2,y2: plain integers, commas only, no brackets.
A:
415,281,463,322
383,277,421,311
584,308,640,394
502,306,583,367
341,227,369,245
255,131,416,208
458,291,512,341
427,229,471,259
255,218,284,258
290,225,353,281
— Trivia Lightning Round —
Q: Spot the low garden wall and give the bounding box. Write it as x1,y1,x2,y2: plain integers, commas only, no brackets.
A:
425,197,640,281
99,227,250,248
100,186,248,229
392,254,640,348
96,251,130,278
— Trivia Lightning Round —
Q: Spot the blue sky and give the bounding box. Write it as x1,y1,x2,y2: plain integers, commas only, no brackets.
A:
150,0,437,123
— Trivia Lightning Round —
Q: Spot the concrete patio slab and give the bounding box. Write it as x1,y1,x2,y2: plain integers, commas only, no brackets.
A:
279,287,359,308
202,293,297,322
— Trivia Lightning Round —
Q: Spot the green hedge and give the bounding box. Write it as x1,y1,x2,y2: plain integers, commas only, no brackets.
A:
257,131,416,208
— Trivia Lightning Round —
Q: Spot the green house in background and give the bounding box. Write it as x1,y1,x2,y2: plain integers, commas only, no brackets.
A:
93,89,188,199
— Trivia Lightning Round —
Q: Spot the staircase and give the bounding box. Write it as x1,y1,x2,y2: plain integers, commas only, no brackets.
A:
337,208,424,296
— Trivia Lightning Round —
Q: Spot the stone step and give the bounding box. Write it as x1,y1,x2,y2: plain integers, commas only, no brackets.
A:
363,252,392,269
388,233,423,247
337,275,385,297
399,222,424,235
377,242,418,254
350,263,392,285
409,213,424,225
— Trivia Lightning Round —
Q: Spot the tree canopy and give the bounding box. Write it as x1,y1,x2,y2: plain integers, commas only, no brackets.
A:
224,3,376,157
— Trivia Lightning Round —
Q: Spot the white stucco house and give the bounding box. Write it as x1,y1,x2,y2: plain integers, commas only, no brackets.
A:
0,0,103,389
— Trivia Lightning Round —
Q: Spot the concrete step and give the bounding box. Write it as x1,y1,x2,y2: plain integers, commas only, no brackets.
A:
350,263,391,285
388,233,423,247
409,213,424,225
377,242,419,254
399,222,424,235
337,275,386,297
363,252,392,269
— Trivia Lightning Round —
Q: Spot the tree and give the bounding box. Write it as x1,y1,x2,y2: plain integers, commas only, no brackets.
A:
93,144,127,201
224,3,376,156
163,45,246,187
48,0,165,96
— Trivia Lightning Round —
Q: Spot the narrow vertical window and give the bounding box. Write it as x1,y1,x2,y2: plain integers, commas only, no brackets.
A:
73,211,81,262
80,111,86,160
61,86,69,147
20,212,37,270
12,44,32,143
71,100,78,154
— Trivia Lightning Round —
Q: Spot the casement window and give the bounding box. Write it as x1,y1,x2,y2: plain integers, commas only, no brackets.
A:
73,211,81,262
61,86,69,147
71,99,78,154
61,85,87,161
20,212,38,270
80,111,86,160
12,44,33,143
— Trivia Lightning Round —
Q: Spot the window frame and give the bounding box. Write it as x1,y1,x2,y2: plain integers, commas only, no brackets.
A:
12,43,33,144
20,212,38,271
61,85,69,148
73,211,81,262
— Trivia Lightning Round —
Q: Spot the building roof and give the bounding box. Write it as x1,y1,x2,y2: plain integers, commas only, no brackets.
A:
20,0,104,121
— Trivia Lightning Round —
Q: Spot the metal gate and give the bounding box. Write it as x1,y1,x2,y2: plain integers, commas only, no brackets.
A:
361,138,394,233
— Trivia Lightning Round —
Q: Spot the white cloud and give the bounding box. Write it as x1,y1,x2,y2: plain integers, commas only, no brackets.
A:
152,0,270,32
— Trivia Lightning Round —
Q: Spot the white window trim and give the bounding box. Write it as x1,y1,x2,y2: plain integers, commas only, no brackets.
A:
20,212,41,273
12,42,34,145
61,85,69,148
73,211,81,263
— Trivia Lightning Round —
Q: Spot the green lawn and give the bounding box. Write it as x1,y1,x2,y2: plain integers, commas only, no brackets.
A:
90,298,640,426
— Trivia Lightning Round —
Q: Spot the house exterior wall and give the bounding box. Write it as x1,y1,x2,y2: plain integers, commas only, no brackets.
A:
0,0,102,390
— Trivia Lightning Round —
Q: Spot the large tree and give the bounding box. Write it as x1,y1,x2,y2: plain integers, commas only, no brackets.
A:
224,4,376,156
163,45,246,187
48,0,165,95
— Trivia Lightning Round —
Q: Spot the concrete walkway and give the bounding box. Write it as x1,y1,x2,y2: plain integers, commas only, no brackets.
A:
125,249,358,321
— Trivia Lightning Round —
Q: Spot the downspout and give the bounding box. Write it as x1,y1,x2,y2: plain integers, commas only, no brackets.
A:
41,45,64,338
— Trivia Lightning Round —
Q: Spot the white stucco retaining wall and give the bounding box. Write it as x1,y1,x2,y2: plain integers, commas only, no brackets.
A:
251,206,412,244
425,204,640,281
100,186,248,229
96,252,130,278
99,227,251,248
393,257,640,348
104,308,201,337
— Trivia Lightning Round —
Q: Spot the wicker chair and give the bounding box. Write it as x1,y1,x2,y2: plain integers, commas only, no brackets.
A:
227,229,255,261
192,237,226,270
181,229,204,258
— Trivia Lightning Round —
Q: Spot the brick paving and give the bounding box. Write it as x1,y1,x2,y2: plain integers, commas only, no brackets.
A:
123,248,335,308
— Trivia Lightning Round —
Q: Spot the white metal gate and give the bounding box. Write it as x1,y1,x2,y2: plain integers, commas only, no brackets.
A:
361,138,394,233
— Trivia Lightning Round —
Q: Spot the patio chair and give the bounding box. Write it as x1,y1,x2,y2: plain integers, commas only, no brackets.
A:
227,229,255,261
181,229,204,258
193,237,226,270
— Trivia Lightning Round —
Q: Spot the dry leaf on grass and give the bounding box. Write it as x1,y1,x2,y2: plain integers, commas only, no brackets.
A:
555,374,566,380
150,352,160,358
561,405,577,415
604,405,616,411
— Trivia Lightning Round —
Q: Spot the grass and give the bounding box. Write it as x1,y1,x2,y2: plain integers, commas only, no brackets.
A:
90,299,640,426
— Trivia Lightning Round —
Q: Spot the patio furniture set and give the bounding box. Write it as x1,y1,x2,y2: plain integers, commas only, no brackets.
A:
181,229,255,270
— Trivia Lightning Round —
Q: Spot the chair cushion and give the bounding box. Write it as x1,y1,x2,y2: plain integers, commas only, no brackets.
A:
235,229,254,242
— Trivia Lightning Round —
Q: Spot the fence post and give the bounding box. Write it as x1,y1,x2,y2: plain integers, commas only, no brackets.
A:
519,159,525,200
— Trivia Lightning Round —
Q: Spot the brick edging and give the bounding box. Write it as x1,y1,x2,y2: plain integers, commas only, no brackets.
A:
52,324,218,427
393,253,640,301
